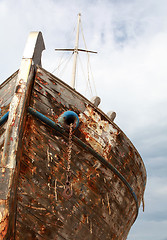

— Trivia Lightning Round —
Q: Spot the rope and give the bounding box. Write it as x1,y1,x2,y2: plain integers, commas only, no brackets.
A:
80,22,97,96
78,55,93,97
52,19,76,75
52,53,73,77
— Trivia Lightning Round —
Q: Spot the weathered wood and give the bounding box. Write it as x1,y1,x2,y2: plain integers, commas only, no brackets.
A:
15,111,137,239
0,71,18,120
16,119,115,239
13,62,146,238
32,67,146,201
0,32,45,239
0,32,146,240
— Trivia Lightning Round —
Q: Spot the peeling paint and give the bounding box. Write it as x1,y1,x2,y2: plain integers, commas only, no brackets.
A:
0,65,146,240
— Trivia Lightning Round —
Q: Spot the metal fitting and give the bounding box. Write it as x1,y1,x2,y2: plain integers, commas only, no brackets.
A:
58,111,79,130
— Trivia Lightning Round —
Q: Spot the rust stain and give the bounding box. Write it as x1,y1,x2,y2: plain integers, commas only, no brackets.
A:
0,203,9,239
0,66,146,240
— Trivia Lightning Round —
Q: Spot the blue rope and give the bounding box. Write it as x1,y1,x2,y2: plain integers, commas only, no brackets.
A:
0,111,9,127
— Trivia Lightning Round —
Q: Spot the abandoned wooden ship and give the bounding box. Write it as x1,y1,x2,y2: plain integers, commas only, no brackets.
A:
0,21,146,240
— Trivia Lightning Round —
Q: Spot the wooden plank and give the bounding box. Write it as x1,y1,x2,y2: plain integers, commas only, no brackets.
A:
22,116,133,204
0,72,18,119
30,92,143,204
15,63,145,239
16,168,103,240
32,68,146,194
0,71,18,95
15,114,137,239
0,32,45,238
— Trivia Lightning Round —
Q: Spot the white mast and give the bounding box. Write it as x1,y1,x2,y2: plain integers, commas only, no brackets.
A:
55,13,97,90
71,13,81,89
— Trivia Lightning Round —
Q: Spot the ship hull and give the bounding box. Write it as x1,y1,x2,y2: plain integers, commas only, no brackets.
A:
12,66,146,239
0,32,146,240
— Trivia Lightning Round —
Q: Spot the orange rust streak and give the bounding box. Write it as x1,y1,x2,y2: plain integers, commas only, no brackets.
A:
0,212,9,238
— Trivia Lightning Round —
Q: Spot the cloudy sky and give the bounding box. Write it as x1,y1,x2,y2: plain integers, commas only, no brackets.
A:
0,0,167,239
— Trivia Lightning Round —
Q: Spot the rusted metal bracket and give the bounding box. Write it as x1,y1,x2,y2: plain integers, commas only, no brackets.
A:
28,106,139,221
62,183,73,200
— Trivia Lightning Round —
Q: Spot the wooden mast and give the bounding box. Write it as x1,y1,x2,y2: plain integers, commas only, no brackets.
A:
55,13,97,90
71,13,81,89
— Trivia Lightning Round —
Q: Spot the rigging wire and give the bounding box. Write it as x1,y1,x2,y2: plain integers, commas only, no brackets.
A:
52,15,97,99
52,53,70,74
52,53,73,77
80,22,97,96
78,54,93,97
57,53,73,77
52,19,77,75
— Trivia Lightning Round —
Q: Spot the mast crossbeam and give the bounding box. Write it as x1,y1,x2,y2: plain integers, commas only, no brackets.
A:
55,48,97,54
